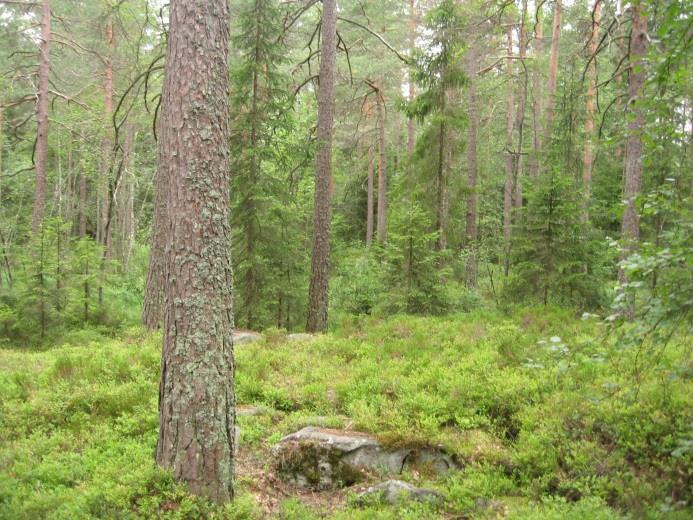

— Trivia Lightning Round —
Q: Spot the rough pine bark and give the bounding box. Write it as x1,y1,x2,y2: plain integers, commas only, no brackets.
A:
376,90,388,243
582,0,601,222
306,0,337,333
542,0,562,152
32,0,50,234
155,0,235,503
465,46,479,288
503,26,515,275
618,1,648,286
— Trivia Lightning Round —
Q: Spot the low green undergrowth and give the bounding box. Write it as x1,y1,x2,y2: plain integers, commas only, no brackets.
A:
0,309,690,518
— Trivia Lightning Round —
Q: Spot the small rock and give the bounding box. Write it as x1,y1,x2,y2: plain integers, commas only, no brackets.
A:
357,480,443,505
233,330,263,344
286,333,315,342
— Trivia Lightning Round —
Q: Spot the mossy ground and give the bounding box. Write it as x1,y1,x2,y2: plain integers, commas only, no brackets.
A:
0,308,690,518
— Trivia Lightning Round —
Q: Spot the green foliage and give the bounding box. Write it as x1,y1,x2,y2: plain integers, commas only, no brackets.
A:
229,0,314,331
505,170,610,308
0,220,142,343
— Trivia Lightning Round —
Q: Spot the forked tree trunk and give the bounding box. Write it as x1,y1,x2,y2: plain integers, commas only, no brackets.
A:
32,0,51,234
503,26,515,276
465,46,479,288
155,0,235,503
306,0,337,333
376,90,388,243
582,0,601,222
542,0,562,154
618,1,648,289
366,144,374,246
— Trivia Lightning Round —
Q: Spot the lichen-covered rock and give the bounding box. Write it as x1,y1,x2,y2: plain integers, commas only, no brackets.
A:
233,331,263,344
272,427,459,490
357,480,443,505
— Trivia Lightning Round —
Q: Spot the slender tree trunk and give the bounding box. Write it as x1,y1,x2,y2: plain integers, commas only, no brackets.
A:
244,11,262,329
435,119,447,250
407,0,416,160
366,144,374,246
582,0,601,222
465,46,479,288
513,0,529,209
32,0,51,234
542,0,562,152
376,90,388,243
155,0,235,503
78,167,87,238
64,137,73,231
99,21,115,253
142,57,169,328
0,105,3,201
121,124,135,268
503,26,515,276
529,6,543,178
306,0,337,333
618,1,648,289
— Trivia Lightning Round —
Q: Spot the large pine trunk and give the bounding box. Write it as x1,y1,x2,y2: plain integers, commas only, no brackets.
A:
306,0,337,332
154,0,235,503
32,0,51,234
618,1,648,286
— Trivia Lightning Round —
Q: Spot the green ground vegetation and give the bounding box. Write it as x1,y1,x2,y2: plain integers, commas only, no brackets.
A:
1,308,690,519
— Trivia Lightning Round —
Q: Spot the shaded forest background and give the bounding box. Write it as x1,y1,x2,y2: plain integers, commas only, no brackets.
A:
0,0,690,340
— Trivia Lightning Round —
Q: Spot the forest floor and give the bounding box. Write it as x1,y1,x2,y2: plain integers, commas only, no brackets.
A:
0,308,690,519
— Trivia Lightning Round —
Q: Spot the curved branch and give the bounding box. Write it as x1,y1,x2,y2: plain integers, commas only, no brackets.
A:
336,16,409,64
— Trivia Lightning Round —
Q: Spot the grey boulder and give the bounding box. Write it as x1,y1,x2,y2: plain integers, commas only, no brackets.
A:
273,427,458,490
